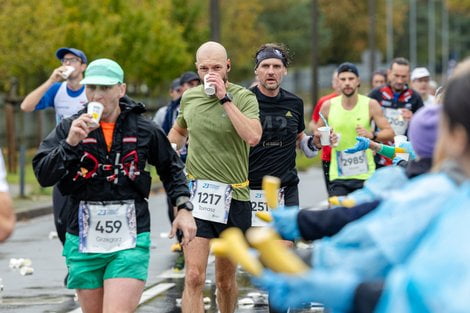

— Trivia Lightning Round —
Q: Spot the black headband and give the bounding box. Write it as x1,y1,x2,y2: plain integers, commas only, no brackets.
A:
255,48,288,69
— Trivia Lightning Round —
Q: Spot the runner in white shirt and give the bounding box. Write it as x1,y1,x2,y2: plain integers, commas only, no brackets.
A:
20,47,88,247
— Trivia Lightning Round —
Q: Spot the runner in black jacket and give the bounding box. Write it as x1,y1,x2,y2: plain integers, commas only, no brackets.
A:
33,58,196,313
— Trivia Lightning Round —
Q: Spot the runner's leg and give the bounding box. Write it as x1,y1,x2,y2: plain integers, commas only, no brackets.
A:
102,278,145,313
215,256,238,313
76,288,103,313
182,237,211,313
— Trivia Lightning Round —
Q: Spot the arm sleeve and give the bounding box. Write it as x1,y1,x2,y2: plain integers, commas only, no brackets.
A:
147,125,190,205
32,120,83,187
297,200,381,241
34,83,61,111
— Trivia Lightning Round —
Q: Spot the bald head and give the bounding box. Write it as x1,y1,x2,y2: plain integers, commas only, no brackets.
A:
196,41,228,64
195,41,231,83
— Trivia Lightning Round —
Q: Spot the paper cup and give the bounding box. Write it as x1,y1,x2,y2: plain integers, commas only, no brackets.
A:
318,126,331,146
61,66,75,79
394,135,409,161
204,74,216,96
87,102,104,126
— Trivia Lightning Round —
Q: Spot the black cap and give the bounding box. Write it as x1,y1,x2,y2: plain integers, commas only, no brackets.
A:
179,71,201,85
337,62,359,77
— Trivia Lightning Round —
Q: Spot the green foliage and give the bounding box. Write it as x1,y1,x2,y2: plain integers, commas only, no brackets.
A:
0,0,200,96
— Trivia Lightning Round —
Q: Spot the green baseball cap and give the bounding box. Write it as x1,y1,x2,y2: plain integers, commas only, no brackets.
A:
80,58,124,85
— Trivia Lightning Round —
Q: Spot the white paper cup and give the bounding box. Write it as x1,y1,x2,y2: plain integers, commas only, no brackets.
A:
61,66,75,79
318,126,331,146
394,135,409,161
87,102,104,126
203,74,216,96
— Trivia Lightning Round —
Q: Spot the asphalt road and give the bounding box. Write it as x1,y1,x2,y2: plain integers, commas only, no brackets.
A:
0,167,327,313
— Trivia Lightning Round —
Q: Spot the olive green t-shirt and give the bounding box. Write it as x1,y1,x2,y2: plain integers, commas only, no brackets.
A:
177,83,259,201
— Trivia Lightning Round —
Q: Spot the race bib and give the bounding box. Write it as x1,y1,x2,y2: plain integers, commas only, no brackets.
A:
250,188,285,227
190,180,232,224
337,150,368,177
79,200,137,253
383,108,408,135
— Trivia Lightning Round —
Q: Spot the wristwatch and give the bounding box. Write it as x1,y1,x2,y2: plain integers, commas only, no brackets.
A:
176,196,194,211
219,93,233,105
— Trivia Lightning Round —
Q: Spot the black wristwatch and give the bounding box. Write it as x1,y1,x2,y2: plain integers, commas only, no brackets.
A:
219,93,233,105
176,196,194,211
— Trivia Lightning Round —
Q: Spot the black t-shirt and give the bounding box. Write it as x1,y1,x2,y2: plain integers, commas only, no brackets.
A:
248,86,305,189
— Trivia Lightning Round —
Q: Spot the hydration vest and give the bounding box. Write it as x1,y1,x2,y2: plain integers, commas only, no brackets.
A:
58,111,151,200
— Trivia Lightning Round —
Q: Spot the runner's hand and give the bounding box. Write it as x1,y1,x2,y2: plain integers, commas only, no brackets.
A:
344,136,370,154
49,66,68,83
400,108,413,121
66,114,99,146
170,209,197,246
205,73,226,100
355,125,373,139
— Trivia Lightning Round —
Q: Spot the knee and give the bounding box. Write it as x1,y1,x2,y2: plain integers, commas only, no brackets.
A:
185,268,206,290
216,276,236,293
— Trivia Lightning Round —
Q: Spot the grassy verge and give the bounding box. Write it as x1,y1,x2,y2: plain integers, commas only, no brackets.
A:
296,150,322,171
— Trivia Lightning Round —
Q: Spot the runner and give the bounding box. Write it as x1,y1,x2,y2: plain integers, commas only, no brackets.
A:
20,47,88,246
0,147,15,242
168,41,262,313
368,57,424,167
309,70,340,195
410,67,436,106
316,62,394,196
33,58,196,313
249,43,322,226
370,69,387,89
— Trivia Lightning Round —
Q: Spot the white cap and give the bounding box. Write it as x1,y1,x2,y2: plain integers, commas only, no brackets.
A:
411,67,431,80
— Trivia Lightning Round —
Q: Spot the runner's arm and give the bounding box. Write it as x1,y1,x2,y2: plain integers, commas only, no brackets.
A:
222,102,262,146
370,100,395,142
20,67,65,112
168,123,188,150
32,120,82,187
0,192,15,242
0,152,14,242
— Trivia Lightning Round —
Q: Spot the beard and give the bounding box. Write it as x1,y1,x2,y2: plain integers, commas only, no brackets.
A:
261,80,280,91
342,88,356,97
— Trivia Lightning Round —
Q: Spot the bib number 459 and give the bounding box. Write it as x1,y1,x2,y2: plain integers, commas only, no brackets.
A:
95,220,122,234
